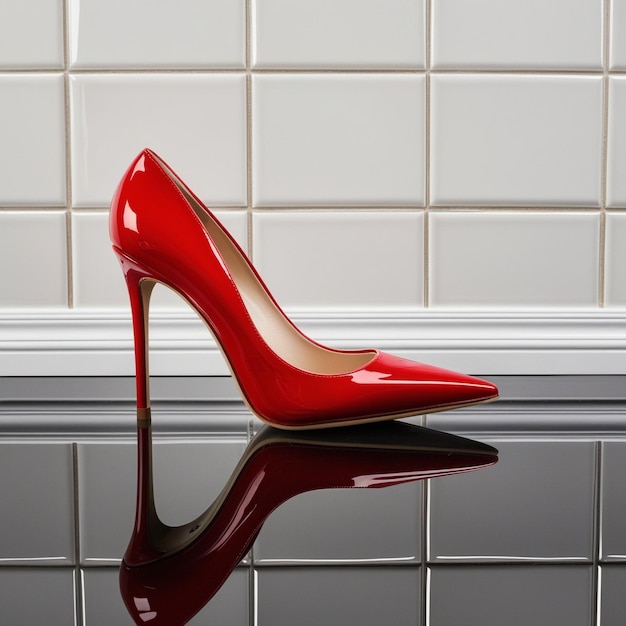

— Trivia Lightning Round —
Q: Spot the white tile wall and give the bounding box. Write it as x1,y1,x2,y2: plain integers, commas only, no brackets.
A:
70,74,247,208
69,0,245,69
430,75,603,207
431,0,603,70
0,0,64,69
607,77,626,207
1,0,624,342
253,211,424,307
0,212,68,307
252,74,425,207
71,212,129,308
0,74,66,206
611,0,626,69
252,0,426,69
605,212,626,306
429,211,600,307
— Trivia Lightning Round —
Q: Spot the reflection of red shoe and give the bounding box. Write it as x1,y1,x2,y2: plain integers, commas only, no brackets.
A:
110,149,498,430
120,421,497,625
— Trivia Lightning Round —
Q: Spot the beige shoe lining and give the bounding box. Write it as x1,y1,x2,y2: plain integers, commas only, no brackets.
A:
157,157,375,376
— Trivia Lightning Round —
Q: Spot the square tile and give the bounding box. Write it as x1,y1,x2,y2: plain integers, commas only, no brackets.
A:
0,444,74,564
252,74,425,207
428,440,596,560
0,74,66,206
430,75,603,207
254,482,422,563
600,441,626,559
0,0,63,68
82,569,135,626
428,566,593,626
72,210,248,309
151,440,247,528
0,569,76,624
607,78,626,207
70,74,247,207
187,567,249,625
611,0,626,69
256,567,421,626
69,0,245,69
599,566,626,625
77,442,136,563
71,211,129,308
428,211,599,307
431,0,603,70
252,0,425,69
78,440,246,563
604,213,626,306
252,211,423,307
0,212,68,307
82,567,250,625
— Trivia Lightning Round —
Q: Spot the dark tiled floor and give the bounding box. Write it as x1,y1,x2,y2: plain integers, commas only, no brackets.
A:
1,378,625,624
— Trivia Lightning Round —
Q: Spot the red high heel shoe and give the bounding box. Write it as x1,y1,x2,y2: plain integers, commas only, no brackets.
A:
110,149,498,429
120,420,497,625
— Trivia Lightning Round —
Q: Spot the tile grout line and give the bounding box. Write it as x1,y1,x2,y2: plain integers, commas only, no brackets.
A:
423,0,432,311
421,478,430,626
3,204,617,213
423,11,432,623
246,0,255,264
72,442,85,625
247,418,255,625
599,0,612,308
592,440,603,626
246,7,256,624
422,412,430,626
6,67,615,76
10,204,620,213
62,0,74,309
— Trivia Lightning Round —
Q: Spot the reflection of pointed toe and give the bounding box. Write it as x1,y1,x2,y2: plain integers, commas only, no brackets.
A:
120,421,497,625
111,148,498,430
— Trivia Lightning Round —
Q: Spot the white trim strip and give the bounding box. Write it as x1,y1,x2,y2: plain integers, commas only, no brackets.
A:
1,308,626,376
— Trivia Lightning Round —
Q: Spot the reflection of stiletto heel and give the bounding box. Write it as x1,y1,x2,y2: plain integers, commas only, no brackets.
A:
120,420,497,625
110,149,498,430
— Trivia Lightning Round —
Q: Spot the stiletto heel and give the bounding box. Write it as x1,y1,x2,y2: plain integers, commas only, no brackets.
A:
111,148,498,429
119,259,155,422
120,421,497,625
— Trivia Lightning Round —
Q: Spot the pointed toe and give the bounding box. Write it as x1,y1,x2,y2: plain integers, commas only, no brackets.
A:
343,352,499,422
435,371,499,409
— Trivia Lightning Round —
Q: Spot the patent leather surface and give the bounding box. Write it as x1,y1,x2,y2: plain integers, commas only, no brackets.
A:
119,421,498,625
110,149,498,428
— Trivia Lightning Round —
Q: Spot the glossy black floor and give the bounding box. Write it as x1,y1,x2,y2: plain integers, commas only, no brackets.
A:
0,376,625,625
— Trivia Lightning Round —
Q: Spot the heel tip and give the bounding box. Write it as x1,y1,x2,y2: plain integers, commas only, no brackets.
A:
137,407,151,428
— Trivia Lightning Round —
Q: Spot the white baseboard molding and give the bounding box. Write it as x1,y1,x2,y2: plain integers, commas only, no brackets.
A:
2,308,626,376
